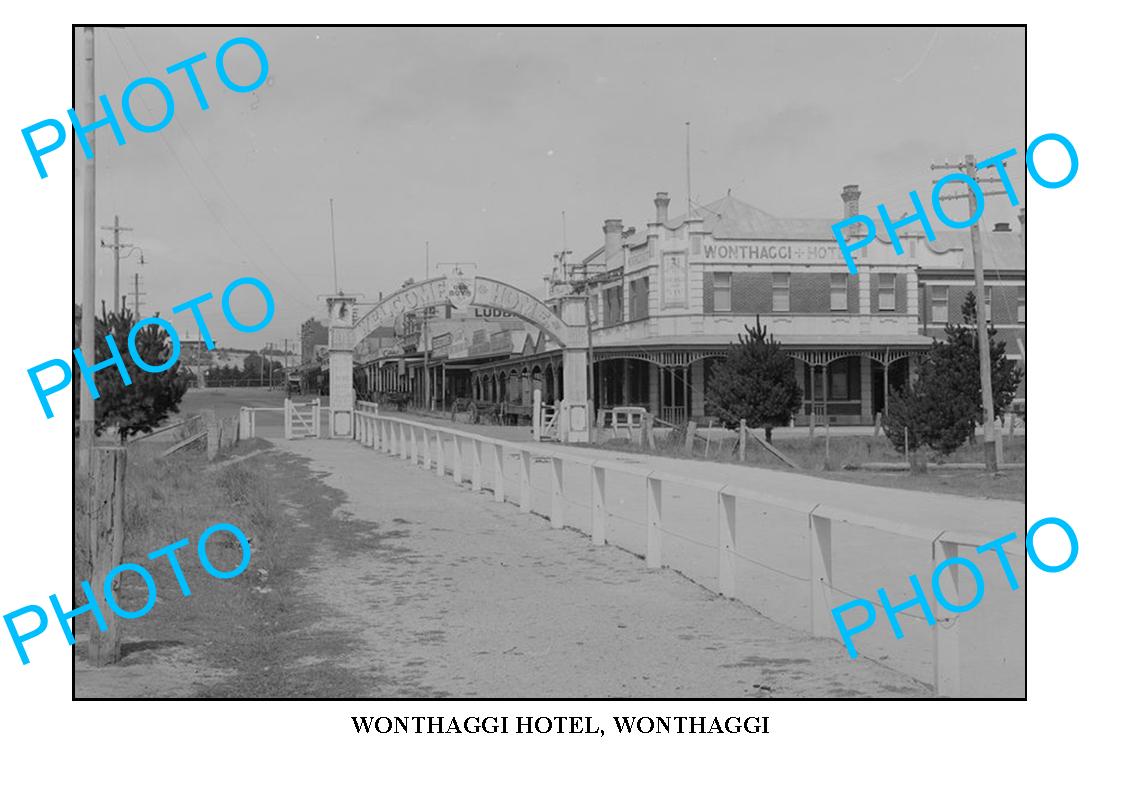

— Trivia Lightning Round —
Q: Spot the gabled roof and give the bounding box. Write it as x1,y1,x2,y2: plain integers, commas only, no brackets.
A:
897,227,1025,271
666,193,838,241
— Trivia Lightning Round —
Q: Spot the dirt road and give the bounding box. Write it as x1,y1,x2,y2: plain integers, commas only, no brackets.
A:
76,437,930,698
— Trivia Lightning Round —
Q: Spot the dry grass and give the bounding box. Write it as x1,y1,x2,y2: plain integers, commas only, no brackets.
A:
591,427,1026,501
73,438,281,600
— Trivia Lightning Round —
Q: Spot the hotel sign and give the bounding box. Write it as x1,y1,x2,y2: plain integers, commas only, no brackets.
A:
701,241,862,264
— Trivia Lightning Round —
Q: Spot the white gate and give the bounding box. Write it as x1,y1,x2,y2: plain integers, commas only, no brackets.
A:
284,398,321,439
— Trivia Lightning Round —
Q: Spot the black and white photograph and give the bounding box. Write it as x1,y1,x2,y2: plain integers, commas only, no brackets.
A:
58,25,1030,700
4,7,1115,793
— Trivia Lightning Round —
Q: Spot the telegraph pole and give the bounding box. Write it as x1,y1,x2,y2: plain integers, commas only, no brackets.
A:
78,26,96,472
132,272,145,316
101,215,134,312
931,154,1008,472
423,241,430,410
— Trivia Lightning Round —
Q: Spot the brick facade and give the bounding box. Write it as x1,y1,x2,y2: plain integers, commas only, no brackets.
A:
703,270,861,314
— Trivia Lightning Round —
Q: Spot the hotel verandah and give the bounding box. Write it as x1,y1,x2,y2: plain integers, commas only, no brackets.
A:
355,187,1025,428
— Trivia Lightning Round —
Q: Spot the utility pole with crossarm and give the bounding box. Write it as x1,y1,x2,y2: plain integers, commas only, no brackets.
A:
931,154,1011,472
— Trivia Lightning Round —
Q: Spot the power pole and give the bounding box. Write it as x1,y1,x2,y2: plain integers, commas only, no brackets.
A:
131,272,145,316
78,26,97,472
423,241,430,410
100,214,133,313
932,154,1008,472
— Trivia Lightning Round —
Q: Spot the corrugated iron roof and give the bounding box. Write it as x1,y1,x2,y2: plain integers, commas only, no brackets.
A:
665,193,838,241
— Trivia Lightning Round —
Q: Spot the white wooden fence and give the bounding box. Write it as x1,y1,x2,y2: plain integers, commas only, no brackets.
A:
349,401,1024,697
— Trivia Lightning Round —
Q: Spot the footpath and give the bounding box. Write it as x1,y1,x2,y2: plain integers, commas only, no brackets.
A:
272,436,931,697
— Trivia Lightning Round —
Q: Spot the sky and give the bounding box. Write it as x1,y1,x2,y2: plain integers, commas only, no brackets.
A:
75,26,1026,352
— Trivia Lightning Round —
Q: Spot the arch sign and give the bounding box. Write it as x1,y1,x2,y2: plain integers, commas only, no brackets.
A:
352,275,580,349
333,274,592,443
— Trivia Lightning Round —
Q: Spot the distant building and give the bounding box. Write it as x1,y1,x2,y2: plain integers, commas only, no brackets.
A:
301,318,328,364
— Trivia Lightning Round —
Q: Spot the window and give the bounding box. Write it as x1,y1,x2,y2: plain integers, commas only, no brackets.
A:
772,272,790,312
830,273,848,311
603,286,623,325
1017,286,1026,323
713,272,732,312
629,277,649,320
878,273,896,311
930,285,949,323
985,286,993,322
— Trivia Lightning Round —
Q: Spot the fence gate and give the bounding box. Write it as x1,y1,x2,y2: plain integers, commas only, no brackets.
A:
284,398,321,439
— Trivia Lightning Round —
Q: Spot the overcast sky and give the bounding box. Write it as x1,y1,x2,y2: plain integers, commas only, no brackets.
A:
77,26,1025,352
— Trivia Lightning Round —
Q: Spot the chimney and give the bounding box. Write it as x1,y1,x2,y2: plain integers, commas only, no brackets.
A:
603,218,623,264
841,184,861,236
654,192,670,225
993,222,1011,232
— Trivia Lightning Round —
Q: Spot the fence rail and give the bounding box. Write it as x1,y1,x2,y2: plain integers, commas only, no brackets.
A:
348,407,1023,696
271,403,1028,695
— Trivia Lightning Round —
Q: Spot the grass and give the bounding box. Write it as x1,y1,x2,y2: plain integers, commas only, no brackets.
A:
74,434,381,696
589,428,1026,501
73,438,283,662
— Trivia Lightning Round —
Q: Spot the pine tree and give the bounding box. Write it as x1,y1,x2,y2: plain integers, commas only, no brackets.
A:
933,292,1022,424
82,308,189,443
705,317,802,443
883,291,1022,461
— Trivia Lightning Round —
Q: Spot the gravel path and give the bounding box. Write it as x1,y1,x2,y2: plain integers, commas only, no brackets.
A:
277,438,931,698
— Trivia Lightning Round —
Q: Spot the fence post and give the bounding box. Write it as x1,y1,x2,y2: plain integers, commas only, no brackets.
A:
492,444,505,502
472,439,483,491
203,409,219,460
410,426,419,464
519,450,532,512
313,399,322,438
718,488,736,596
738,419,747,462
684,420,697,455
550,456,563,528
532,388,542,440
239,408,250,440
435,431,445,476
933,538,962,698
284,399,292,440
645,474,662,568
422,429,431,469
86,446,126,666
590,463,606,545
453,435,464,484
809,510,833,637
399,424,409,461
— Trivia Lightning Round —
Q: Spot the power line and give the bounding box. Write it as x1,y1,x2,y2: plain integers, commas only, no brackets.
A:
930,154,1009,471
107,30,319,318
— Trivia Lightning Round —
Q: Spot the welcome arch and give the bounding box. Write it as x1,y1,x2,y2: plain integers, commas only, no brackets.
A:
325,274,592,442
